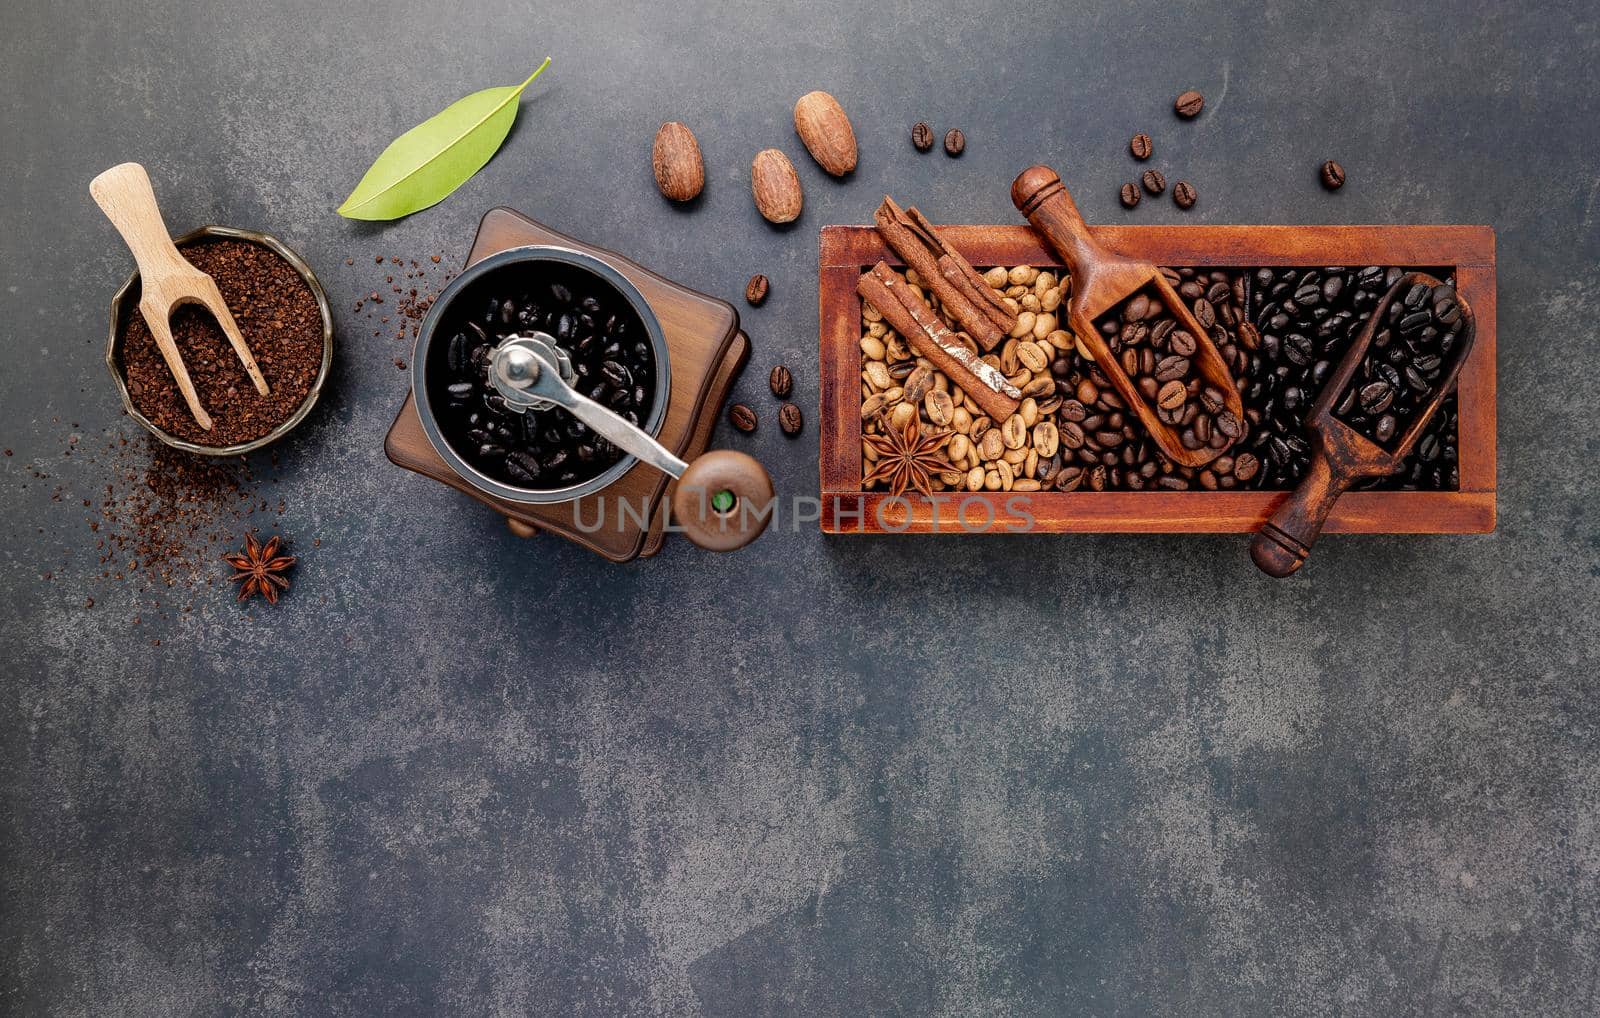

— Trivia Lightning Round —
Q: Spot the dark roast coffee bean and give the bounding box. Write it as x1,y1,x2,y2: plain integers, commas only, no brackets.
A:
943,128,965,156
1174,90,1204,118
769,365,793,398
911,121,934,151
1173,181,1197,209
729,403,757,432
779,402,803,436
1130,133,1152,160
1359,380,1394,413
1120,183,1141,209
1141,169,1166,195
1320,160,1345,190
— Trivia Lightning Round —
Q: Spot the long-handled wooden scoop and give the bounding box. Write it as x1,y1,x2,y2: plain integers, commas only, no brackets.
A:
1011,165,1243,468
1251,272,1476,577
90,162,269,430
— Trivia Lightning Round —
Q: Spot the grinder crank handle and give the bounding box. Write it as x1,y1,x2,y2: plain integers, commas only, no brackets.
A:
493,341,773,551
1250,453,1354,577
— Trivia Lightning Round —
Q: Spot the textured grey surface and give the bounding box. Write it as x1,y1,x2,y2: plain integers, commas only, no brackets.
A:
2,1,1598,1015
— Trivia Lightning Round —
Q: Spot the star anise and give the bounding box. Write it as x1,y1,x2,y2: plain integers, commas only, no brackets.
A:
862,419,957,498
224,533,295,604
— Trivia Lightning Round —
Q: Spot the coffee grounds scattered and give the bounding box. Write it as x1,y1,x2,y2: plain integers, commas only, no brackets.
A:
119,238,324,446
353,252,456,368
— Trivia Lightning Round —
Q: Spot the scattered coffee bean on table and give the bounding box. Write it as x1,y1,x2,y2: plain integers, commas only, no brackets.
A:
745,274,769,306
911,122,934,151
1173,181,1197,209
1120,183,1142,209
429,265,656,489
1141,170,1166,196
769,365,793,398
1321,159,1346,190
118,238,323,447
943,129,965,156
1130,133,1152,160
1174,90,1204,118
729,403,757,432
779,402,803,436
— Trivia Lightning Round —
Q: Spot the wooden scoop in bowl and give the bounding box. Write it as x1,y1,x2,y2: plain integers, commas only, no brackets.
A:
1011,165,1243,468
90,162,270,431
1250,272,1476,577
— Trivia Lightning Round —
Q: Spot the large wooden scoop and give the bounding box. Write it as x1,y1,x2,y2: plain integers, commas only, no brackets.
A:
1011,165,1242,467
1251,272,1476,577
90,162,269,430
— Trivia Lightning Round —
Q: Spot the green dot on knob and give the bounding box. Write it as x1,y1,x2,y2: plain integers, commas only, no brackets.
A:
711,489,736,513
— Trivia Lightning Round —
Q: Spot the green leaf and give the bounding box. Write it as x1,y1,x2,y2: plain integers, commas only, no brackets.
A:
338,58,551,221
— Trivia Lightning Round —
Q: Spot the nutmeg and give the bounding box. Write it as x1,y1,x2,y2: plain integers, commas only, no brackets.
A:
793,90,857,177
652,121,704,202
751,149,803,224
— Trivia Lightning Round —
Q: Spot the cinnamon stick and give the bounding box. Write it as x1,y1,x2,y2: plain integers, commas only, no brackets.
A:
857,262,1021,423
874,197,1006,351
937,255,1013,333
905,205,1017,331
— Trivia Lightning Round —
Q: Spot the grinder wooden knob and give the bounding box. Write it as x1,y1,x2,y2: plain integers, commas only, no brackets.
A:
671,450,774,551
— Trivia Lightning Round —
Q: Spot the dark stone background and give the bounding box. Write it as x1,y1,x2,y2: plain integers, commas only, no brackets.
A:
3,1,1597,1014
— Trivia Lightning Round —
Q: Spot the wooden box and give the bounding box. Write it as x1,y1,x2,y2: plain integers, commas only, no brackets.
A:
818,225,1495,534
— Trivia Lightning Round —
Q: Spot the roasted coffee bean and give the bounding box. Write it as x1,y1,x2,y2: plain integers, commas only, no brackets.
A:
911,121,934,151
1120,183,1141,209
943,128,966,156
1193,298,1216,329
1172,181,1197,209
779,402,803,436
1130,133,1153,160
729,403,758,432
1320,160,1346,190
769,364,793,398
1141,169,1167,195
1157,380,1187,410
745,274,770,306
1174,90,1204,118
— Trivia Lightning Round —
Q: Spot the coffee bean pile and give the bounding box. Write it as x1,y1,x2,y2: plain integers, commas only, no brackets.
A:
1241,265,1460,490
859,262,1460,495
1095,286,1246,457
429,267,656,489
1331,279,1464,448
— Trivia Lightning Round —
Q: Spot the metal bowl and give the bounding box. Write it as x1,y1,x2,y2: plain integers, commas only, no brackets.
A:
411,245,671,505
105,225,334,456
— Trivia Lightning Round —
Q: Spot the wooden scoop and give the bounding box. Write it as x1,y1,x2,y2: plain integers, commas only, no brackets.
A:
90,162,269,431
1251,272,1476,577
1011,165,1243,468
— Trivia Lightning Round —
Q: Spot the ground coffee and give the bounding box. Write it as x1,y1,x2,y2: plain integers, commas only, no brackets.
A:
119,238,323,446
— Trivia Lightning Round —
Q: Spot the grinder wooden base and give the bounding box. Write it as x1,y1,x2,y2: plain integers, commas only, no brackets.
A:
384,207,750,562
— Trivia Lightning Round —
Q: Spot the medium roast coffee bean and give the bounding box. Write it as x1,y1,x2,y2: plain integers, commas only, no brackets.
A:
911,121,934,151
1173,181,1197,209
729,403,757,432
1120,183,1141,209
1130,133,1152,160
769,364,793,398
745,274,770,306
1141,169,1166,195
943,128,965,156
779,402,803,436
1174,90,1204,118
1320,160,1345,190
